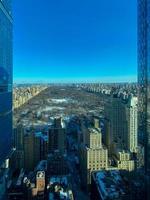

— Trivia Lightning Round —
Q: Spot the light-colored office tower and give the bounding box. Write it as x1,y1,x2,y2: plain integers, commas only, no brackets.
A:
113,150,135,171
126,96,138,153
104,96,128,150
80,127,108,190
83,127,102,148
48,118,66,154
93,117,100,129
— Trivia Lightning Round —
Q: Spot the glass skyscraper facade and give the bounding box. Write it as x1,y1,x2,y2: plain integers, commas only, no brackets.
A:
138,0,150,175
138,0,147,145
138,1,150,199
0,0,12,165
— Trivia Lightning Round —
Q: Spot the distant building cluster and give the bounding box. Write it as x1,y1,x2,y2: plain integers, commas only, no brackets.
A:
80,83,138,98
6,117,74,199
13,86,47,109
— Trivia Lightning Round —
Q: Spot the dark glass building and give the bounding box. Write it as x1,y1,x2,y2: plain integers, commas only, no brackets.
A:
138,0,150,199
0,0,13,165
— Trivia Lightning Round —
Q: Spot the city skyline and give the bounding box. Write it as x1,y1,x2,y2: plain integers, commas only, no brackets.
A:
0,0,149,199
13,0,137,83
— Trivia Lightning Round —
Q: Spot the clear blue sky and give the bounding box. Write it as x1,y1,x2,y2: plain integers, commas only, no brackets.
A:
13,0,137,83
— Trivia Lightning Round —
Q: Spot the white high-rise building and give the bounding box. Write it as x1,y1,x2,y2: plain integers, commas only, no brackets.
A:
126,96,138,153
80,127,108,190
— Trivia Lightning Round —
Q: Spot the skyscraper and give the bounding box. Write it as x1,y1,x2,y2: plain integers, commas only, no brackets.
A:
138,0,150,198
48,118,66,154
80,127,108,190
126,96,138,153
0,0,13,165
104,96,128,150
24,132,41,171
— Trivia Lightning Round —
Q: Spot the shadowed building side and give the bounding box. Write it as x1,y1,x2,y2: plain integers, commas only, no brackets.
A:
0,0,13,165
138,0,150,199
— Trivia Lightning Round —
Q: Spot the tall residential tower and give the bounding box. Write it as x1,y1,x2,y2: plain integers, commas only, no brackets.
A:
0,0,13,165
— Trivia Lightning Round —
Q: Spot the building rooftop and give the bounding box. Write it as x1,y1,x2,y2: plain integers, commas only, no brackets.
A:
48,176,73,200
49,176,68,186
85,145,107,151
35,160,47,171
93,170,127,200
88,127,101,134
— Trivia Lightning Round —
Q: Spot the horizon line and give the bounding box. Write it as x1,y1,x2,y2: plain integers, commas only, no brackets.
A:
13,75,137,84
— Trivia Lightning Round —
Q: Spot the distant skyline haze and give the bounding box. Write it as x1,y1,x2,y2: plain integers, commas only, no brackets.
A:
13,0,137,83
